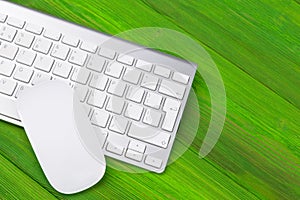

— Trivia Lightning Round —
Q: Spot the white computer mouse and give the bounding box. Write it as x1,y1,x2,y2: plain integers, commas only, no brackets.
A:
17,80,106,194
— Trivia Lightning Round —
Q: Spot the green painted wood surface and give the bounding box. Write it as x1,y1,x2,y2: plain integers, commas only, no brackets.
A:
0,0,299,199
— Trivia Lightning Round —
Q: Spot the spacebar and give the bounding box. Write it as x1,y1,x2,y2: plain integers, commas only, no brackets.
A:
0,95,20,121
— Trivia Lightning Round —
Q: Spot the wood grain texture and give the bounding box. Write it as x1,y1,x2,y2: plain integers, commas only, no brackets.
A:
0,0,299,199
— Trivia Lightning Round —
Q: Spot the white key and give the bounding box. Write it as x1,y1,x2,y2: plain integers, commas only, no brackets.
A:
15,84,29,98
52,62,72,78
16,49,36,66
0,43,18,60
99,48,115,59
128,140,146,153
128,123,170,148
62,35,79,47
87,90,107,108
33,38,52,54
143,109,161,127
80,42,97,53
117,54,134,66
106,133,129,155
43,29,61,41
0,77,17,96
125,103,143,121
71,67,90,84
0,25,17,42
69,50,87,66
105,62,124,78
106,97,125,114
107,80,126,97
109,116,128,134
123,68,141,84
14,66,33,83
33,55,54,72
73,84,89,102
0,14,7,23
15,32,35,48
51,44,70,60
125,149,143,162
0,59,15,76
159,79,186,99
135,60,152,72
89,73,109,91
25,23,43,35
154,65,170,78
31,72,51,85
145,155,162,169
106,142,123,155
172,72,189,84
87,55,105,72
126,86,144,103
92,127,108,148
91,109,110,128
141,74,158,90
144,92,162,109
7,17,25,29
162,98,181,132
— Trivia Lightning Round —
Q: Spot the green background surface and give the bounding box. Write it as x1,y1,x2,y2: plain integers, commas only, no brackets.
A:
0,0,299,199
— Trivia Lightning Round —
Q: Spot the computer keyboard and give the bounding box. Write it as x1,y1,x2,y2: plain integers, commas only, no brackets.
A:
0,1,196,173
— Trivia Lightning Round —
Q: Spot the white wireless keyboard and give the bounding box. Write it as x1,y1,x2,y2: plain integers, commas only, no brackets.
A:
0,1,196,173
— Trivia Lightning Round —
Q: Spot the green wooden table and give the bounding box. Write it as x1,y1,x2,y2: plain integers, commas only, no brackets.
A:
0,0,299,199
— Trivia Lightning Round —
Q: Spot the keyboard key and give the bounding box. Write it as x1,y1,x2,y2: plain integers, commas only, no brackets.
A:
89,74,109,91
159,79,186,99
87,55,105,72
92,127,108,148
144,92,162,109
43,29,61,41
15,84,29,98
172,72,189,84
0,59,15,76
0,25,17,42
106,142,124,155
62,35,79,47
125,103,143,121
145,155,162,169
135,60,152,72
141,74,158,90
109,116,128,134
0,77,17,96
87,90,107,108
52,62,72,79
122,68,141,84
0,43,18,60
128,140,146,153
117,54,134,66
13,66,33,83
16,49,36,66
99,48,115,59
15,32,35,48
73,84,89,102
143,109,161,127
128,123,170,148
107,80,126,97
33,38,52,54
91,109,110,128
71,67,90,84
33,55,54,72
80,41,97,53
154,65,170,78
51,44,70,60
69,50,87,66
25,23,43,35
162,98,181,132
7,17,25,29
126,86,144,103
0,14,7,23
31,72,51,85
105,62,124,78
106,96,125,114
125,149,143,162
